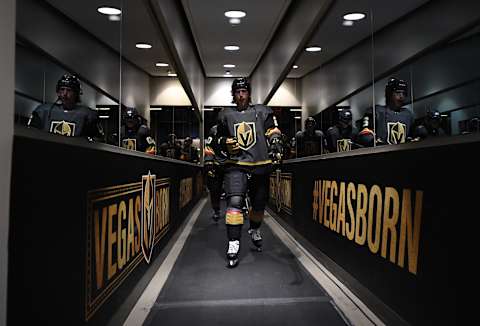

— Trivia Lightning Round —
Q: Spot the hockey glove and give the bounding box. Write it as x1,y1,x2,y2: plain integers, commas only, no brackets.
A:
219,137,240,155
269,137,283,165
204,161,215,178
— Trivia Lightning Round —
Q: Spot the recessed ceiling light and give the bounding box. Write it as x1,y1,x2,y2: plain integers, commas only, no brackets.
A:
305,46,322,52
294,116,302,119
224,74,234,78
224,45,240,51
229,18,241,25
223,64,236,68
292,65,299,69
97,7,122,15
156,62,169,67
224,10,246,18
168,72,177,77
342,20,354,26
343,13,366,21
135,43,152,49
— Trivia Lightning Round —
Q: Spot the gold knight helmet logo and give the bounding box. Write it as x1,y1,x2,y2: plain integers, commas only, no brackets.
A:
50,120,75,136
337,139,351,152
387,122,407,144
122,139,137,151
141,171,156,264
234,121,256,150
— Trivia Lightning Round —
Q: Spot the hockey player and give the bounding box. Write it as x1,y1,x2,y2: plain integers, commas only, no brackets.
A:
28,73,100,138
204,125,226,222
326,108,358,152
358,77,415,146
295,117,326,157
121,107,156,154
180,137,199,163
214,77,283,268
159,133,182,159
415,110,446,139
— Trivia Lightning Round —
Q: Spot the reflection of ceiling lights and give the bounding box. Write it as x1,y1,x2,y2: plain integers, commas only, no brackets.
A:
225,71,231,75
135,43,152,49
97,7,121,15
224,10,246,18
292,65,299,69
342,20,354,27
229,18,241,25
305,46,322,52
343,13,366,21
224,74,234,78
156,62,169,67
108,15,121,22
224,45,240,51
223,64,236,68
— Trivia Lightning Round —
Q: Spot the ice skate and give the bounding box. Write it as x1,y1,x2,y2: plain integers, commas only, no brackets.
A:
226,240,240,268
248,228,262,252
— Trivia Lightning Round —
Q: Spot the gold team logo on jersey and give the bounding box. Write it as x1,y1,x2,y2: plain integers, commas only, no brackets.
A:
234,121,256,150
337,139,351,152
387,122,407,144
141,171,156,264
122,139,137,151
50,120,76,136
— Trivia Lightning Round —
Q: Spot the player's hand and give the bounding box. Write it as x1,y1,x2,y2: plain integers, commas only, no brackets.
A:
204,161,215,178
221,137,240,155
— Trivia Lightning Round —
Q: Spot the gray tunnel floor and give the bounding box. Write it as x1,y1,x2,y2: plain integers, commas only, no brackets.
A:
142,199,348,326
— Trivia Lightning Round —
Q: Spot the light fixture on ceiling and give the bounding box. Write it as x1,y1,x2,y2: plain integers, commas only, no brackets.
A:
224,73,234,77
224,45,240,51
343,13,366,21
135,43,152,49
305,46,322,52
292,65,299,69
223,64,236,68
156,62,169,67
294,116,302,119
97,7,122,15
99,115,110,119
224,10,246,18
342,20,354,27
167,71,177,77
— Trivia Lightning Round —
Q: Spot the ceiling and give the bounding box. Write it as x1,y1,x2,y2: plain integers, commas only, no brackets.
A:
44,0,430,80
288,0,430,78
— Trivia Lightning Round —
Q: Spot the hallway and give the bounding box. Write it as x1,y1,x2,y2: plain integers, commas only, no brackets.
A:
122,198,381,326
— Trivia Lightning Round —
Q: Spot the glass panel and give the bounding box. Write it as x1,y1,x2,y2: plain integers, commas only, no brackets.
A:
411,22,480,139
15,0,121,141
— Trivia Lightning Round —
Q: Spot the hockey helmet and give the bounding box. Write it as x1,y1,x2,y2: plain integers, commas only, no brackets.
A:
338,109,352,124
231,77,251,95
305,117,316,130
56,73,82,95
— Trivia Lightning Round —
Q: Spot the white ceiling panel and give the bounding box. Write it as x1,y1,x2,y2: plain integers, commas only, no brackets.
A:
181,0,291,77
